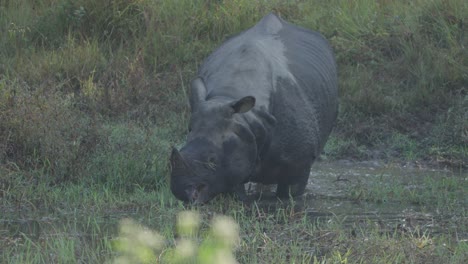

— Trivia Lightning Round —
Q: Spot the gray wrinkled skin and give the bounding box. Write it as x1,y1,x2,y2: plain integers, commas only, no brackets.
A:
170,13,338,204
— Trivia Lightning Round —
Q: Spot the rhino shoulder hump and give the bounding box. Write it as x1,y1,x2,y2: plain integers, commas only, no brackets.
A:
256,13,283,35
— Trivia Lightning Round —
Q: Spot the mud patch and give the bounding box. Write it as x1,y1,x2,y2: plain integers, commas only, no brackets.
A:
252,161,468,240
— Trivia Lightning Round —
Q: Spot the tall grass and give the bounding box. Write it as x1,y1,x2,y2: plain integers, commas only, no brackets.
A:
1,1,466,212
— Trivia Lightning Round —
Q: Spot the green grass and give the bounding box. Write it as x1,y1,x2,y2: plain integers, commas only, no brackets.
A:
347,167,467,210
1,0,467,263
2,174,466,263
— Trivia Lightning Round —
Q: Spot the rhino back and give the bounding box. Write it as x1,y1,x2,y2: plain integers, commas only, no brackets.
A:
198,14,337,154
198,14,296,109
273,18,338,154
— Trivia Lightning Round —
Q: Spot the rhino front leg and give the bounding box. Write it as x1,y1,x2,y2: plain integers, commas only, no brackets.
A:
276,165,310,198
232,184,249,202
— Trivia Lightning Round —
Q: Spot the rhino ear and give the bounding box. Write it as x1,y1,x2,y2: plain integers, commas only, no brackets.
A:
231,96,256,114
190,78,207,112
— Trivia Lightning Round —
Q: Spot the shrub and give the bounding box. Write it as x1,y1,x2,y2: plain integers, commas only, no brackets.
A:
0,78,98,181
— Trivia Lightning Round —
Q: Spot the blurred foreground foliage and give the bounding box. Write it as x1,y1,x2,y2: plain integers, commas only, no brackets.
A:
113,211,239,264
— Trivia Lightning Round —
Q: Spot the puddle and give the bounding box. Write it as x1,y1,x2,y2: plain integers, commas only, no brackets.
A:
250,161,468,240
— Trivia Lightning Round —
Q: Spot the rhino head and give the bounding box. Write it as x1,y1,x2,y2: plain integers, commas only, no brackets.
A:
170,79,258,203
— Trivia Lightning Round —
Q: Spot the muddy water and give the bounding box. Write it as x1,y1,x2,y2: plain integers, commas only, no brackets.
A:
252,160,468,240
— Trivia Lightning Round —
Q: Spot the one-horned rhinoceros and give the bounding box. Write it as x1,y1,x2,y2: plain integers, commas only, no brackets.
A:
170,13,338,203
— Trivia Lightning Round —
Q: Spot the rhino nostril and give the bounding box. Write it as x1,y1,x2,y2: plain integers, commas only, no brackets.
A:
186,184,207,203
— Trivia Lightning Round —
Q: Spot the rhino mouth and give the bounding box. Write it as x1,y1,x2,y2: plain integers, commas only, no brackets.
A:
175,181,212,204
170,147,213,203
185,183,209,204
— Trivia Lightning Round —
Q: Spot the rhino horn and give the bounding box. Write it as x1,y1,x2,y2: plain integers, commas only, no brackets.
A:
170,147,190,175
190,78,207,112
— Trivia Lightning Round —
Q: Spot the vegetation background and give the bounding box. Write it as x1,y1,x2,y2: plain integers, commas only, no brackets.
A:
1,0,467,263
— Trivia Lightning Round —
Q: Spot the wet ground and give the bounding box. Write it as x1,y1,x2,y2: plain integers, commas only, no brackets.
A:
249,160,468,240
2,161,467,249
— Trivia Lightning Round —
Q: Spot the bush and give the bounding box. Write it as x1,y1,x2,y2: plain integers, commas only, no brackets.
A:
0,78,98,181
29,0,145,48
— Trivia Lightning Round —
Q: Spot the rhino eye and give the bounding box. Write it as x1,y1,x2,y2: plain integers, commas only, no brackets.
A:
205,156,217,170
208,156,216,164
